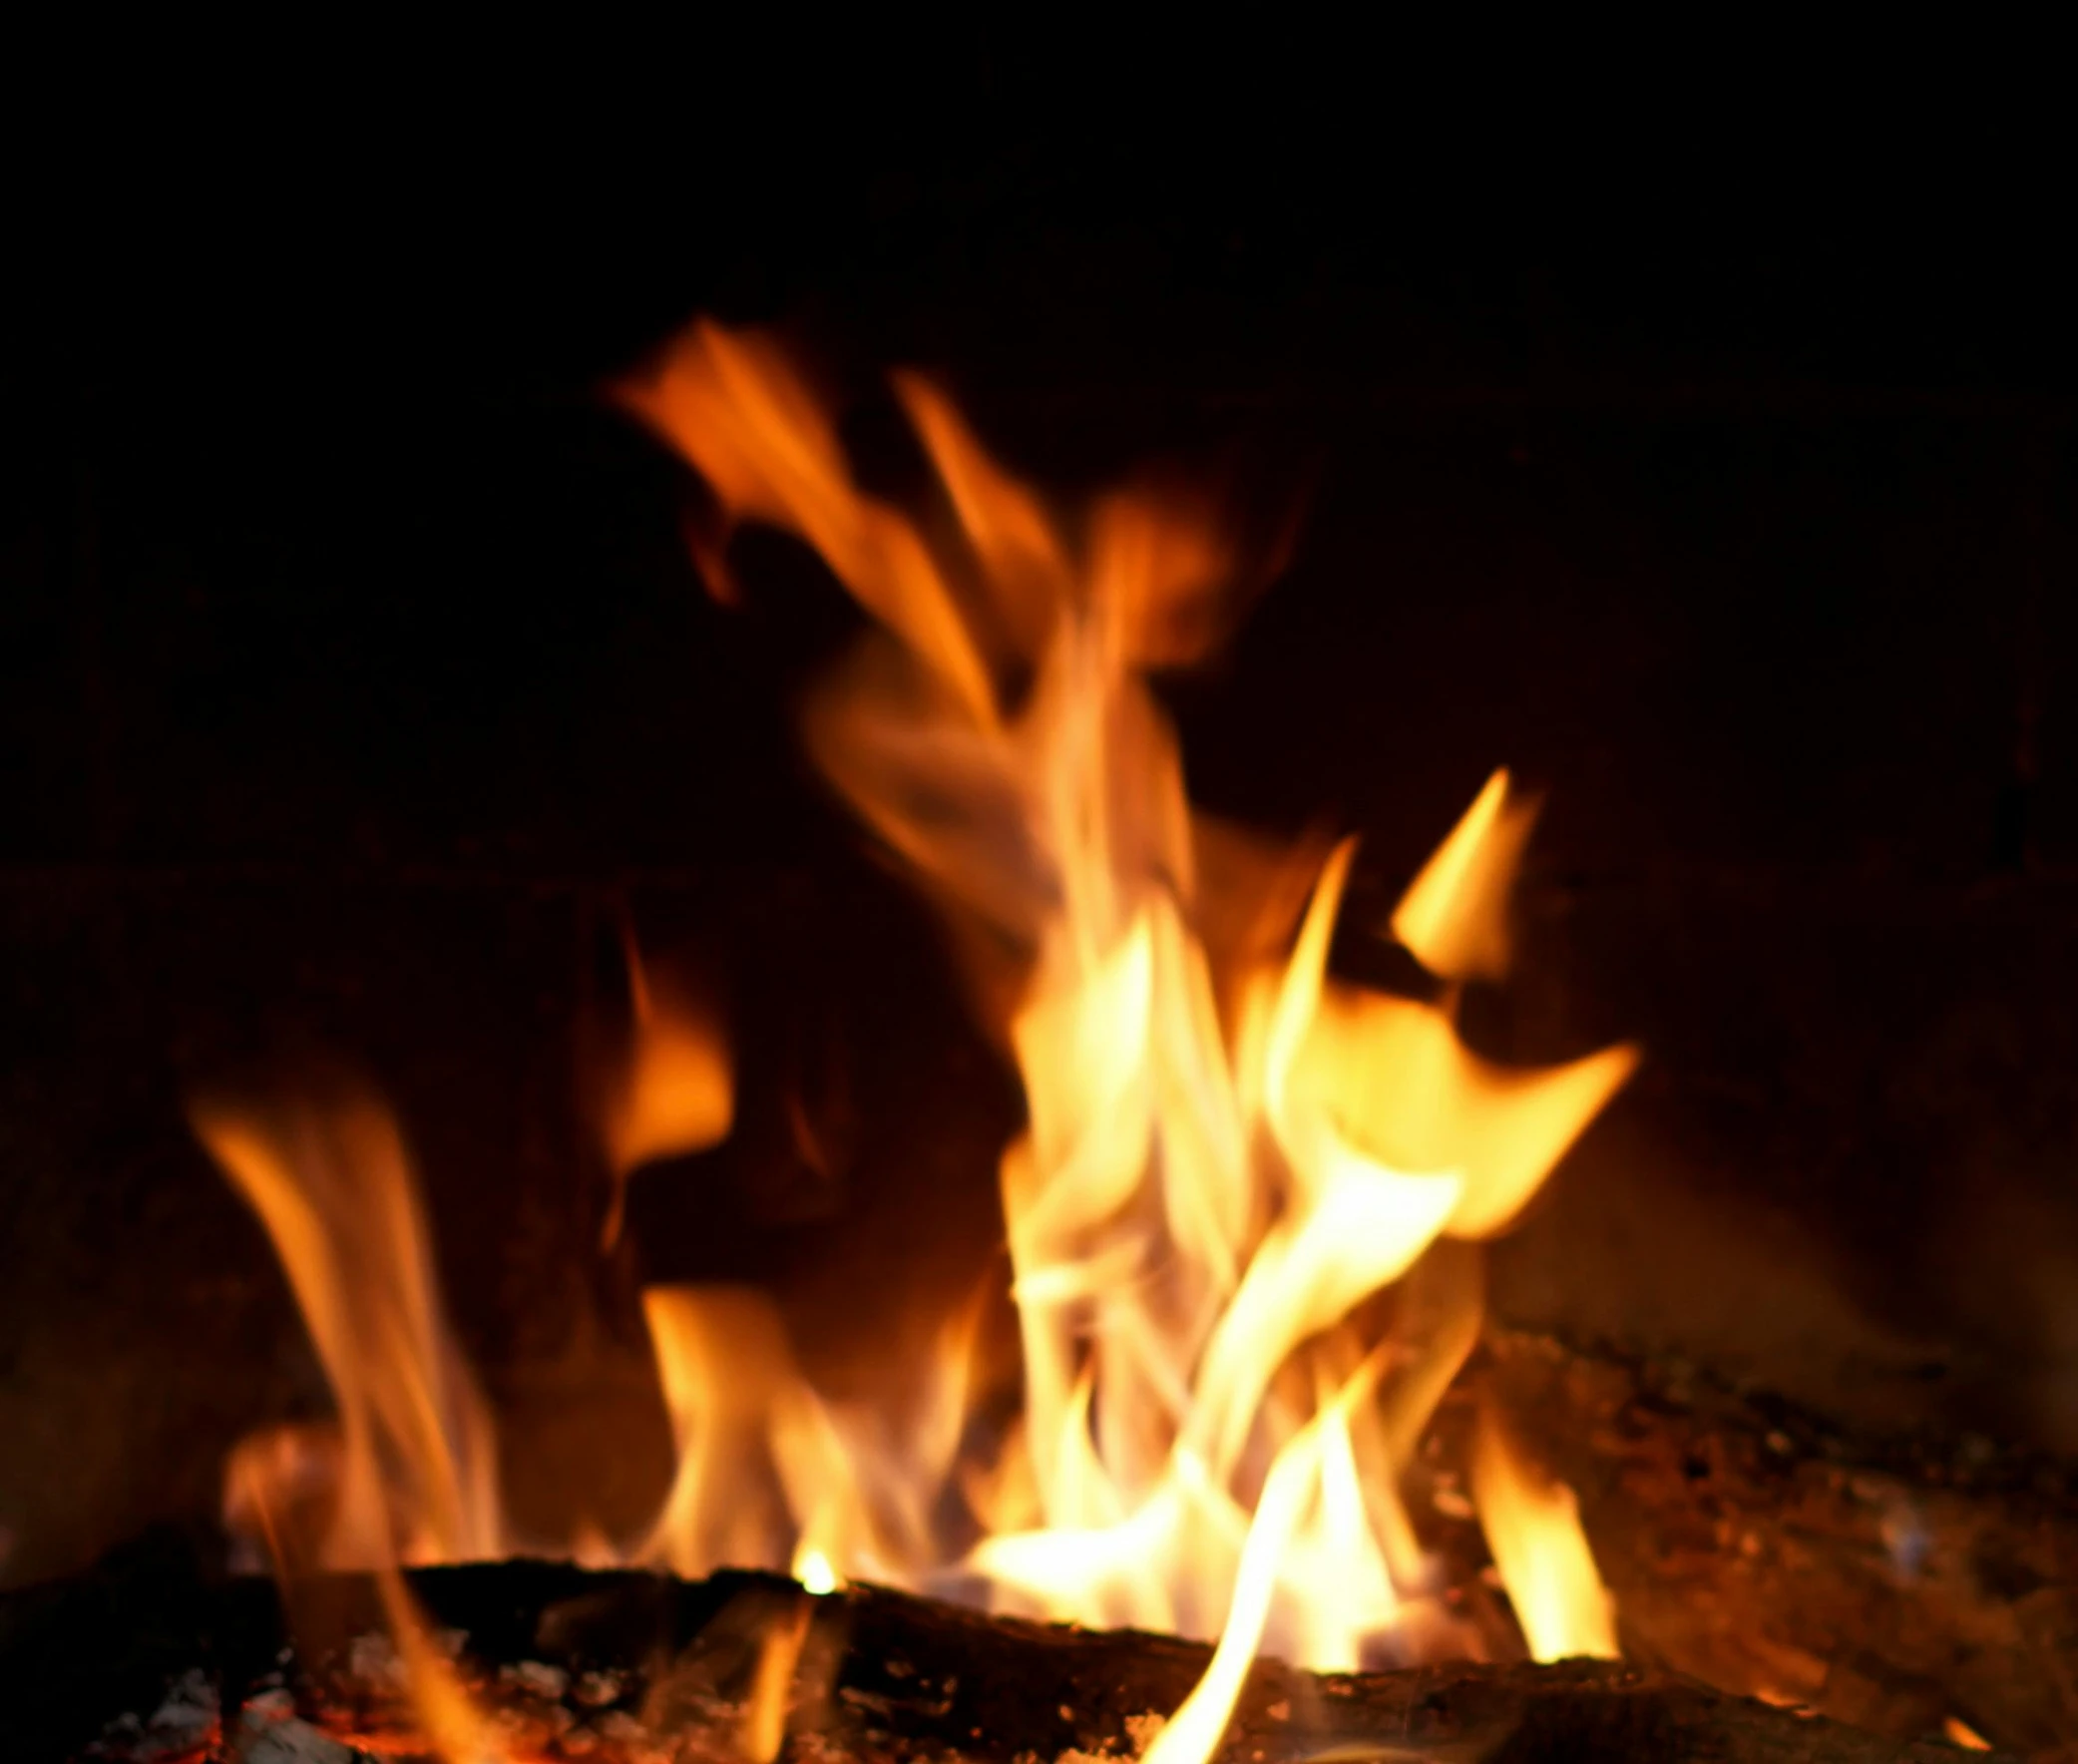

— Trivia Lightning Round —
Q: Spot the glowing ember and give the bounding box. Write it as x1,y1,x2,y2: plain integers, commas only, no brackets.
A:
200,320,1637,1764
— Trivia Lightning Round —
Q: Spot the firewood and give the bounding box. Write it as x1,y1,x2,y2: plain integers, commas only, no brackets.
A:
11,1558,1994,1763
1481,1326,2078,1757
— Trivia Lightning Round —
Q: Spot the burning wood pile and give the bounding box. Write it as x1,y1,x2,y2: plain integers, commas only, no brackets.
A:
13,323,2069,1762
26,1560,1981,1763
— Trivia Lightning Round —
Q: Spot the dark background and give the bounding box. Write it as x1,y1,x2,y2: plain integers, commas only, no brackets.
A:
3,67,2074,1590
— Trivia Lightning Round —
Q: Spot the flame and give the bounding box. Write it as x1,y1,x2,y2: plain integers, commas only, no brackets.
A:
793,1545,839,1596
620,320,1638,1747
637,1281,982,1589
375,1561,511,1764
600,931,733,1249
204,319,1638,1764
740,1591,813,1763
640,1286,802,1576
1468,1403,1619,1662
193,1083,511,1763
193,1084,500,1573
1389,768,1538,982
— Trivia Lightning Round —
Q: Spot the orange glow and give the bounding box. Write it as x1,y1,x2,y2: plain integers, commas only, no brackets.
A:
1944,1716,1992,1751
793,1545,839,1595
1468,1403,1619,1662
208,320,1635,1764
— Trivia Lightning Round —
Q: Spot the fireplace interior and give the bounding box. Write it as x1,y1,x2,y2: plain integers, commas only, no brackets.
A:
4,93,2076,1763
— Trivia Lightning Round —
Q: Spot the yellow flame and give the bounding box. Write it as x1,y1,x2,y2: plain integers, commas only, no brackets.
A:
208,320,1637,1762
1468,1404,1619,1662
740,1592,813,1764
1390,768,1538,982
618,319,1636,1762
1142,1351,1389,1764
793,1545,839,1596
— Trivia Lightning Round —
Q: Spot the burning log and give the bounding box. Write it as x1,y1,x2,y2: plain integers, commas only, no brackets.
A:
13,1559,1986,1763
1480,1327,2078,1757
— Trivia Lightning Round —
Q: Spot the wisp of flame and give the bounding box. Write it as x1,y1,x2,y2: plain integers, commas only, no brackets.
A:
200,320,1636,1764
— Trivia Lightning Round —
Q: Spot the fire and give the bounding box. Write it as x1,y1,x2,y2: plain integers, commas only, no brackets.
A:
193,1083,511,1763
740,1591,815,1764
600,929,732,1250
620,321,1633,1669
200,319,1636,1763
194,1083,501,1576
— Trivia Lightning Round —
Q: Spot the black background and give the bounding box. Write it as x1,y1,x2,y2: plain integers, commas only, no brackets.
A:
3,52,2074,1588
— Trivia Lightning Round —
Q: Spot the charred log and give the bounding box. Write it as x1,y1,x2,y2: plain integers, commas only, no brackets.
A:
15,1322,2076,1760
7,1557,1991,1764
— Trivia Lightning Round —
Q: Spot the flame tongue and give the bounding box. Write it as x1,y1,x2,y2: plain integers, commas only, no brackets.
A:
201,319,1636,1764
195,1084,501,1574
195,1083,510,1764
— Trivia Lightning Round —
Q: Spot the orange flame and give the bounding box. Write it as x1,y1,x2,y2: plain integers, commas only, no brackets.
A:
193,1084,500,1573
739,1592,813,1763
600,931,733,1250
193,1083,511,1762
1469,1403,1619,1662
620,320,1637,1750
205,320,1636,1764
1944,1715,1993,1751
